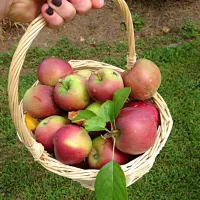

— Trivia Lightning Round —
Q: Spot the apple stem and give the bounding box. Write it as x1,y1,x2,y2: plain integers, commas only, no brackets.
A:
111,130,120,135
101,132,112,139
111,122,114,131
105,128,111,133
113,120,117,131
60,82,69,90
112,136,116,161
126,97,131,103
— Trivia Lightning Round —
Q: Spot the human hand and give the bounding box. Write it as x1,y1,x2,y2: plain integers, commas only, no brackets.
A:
2,0,104,29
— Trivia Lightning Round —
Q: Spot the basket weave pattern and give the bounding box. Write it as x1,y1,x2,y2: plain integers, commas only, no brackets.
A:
8,0,173,190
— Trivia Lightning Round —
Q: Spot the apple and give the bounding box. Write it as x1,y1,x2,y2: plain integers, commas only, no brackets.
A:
115,107,157,155
87,68,124,102
54,74,91,111
122,58,161,100
54,124,92,165
23,85,61,118
85,102,102,115
88,136,129,169
37,58,73,86
125,101,160,127
75,69,93,80
35,115,69,154
68,102,102,123
86,102,108,137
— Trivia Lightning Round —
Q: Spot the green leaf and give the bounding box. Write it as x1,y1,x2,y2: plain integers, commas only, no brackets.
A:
84,116,106,132
95,161,128,200
113,87,131,118
72,110,96,122
99,100,115,122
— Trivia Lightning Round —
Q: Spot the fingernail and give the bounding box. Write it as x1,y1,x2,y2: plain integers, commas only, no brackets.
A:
52,0,62,7
46,7,54,15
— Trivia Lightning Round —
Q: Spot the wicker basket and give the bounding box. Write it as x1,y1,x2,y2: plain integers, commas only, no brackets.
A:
8,0,173,191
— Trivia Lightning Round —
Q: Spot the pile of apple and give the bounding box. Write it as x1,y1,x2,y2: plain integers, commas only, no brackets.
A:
23,57,161,169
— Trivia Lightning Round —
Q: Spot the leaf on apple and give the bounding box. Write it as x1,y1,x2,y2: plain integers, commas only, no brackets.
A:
99,100,115,122
71,110,96,122
84,116,107,132
95,161,128,200
113,87,131,118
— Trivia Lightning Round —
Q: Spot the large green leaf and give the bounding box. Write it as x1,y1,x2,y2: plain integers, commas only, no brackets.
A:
95,161,128,200
84,116,106,132
99,100,115,122
113,87,131,118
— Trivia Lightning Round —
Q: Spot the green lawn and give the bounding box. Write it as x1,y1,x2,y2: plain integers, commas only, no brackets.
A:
0,35,199,199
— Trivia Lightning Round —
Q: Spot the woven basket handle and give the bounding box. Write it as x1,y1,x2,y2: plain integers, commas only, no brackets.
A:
8,0,136,149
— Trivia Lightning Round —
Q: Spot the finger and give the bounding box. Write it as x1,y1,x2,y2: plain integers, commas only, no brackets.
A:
91,0,104,9
47,0,76,22
41,4,64,29
69,0,92,15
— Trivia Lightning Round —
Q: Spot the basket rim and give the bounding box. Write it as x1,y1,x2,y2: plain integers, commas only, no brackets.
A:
18,60,173,178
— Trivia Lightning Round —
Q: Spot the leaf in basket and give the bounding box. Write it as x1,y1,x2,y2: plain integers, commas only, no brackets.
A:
113,87,131,118
95,161,128,200
99,100,115,122
71,110,96,121
84,116,106,132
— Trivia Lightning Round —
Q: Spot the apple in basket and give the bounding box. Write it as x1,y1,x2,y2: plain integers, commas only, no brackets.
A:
87,68,124,102
54,124,92,165
88,136,129,169
75,69,93,80
85,102,107,137
85,101,102,115
23,85,61,118
37,58,73,86
68,101,103,124
115,107,157,155
54,74,91,111
125,101,161,127
122,58,161,100
35,115,69,154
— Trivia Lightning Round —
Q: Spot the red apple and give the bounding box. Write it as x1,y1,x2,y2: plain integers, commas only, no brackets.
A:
23,85,60,118
126,101,160,127
54,74,91,111
37,58,73,86
87,68,124,102
122,58,161,100
54,124,92,165
115,107,157,155
35,115,69,154
88,136,129,169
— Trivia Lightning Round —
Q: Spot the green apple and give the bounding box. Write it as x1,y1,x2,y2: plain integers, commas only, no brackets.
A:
54,74,91,111
85,102,102,115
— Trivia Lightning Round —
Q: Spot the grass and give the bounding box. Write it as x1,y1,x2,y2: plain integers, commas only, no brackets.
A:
121,12,145,32
0,34,200,199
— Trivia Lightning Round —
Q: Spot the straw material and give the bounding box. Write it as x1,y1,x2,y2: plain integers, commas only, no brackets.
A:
8,0,173,190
